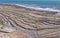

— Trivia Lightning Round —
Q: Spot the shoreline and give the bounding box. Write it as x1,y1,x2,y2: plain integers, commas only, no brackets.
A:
0,3,59,13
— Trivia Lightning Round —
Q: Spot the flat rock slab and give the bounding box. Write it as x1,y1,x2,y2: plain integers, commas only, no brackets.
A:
0,32,29,38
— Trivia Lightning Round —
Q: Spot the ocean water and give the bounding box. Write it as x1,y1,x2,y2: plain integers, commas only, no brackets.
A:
0,0,60,12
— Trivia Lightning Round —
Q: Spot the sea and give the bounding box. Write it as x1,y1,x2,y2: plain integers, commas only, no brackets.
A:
0,0,60,12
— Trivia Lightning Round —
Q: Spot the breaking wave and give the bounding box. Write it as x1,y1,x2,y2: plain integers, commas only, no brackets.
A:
15,4,60,12
1,3,60,12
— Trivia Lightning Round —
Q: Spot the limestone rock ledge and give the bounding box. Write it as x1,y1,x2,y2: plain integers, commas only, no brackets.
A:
0,32,29,38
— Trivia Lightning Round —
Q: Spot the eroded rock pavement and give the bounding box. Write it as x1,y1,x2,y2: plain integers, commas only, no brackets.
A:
0,4,60,38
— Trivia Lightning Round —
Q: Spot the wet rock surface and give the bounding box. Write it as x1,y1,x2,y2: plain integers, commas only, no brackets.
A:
0,4,60,38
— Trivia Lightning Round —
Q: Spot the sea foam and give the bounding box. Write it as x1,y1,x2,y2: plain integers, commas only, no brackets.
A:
1,3,60,12
15,4,60,12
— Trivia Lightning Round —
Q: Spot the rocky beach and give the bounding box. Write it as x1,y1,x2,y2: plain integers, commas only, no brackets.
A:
0,4,60,38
